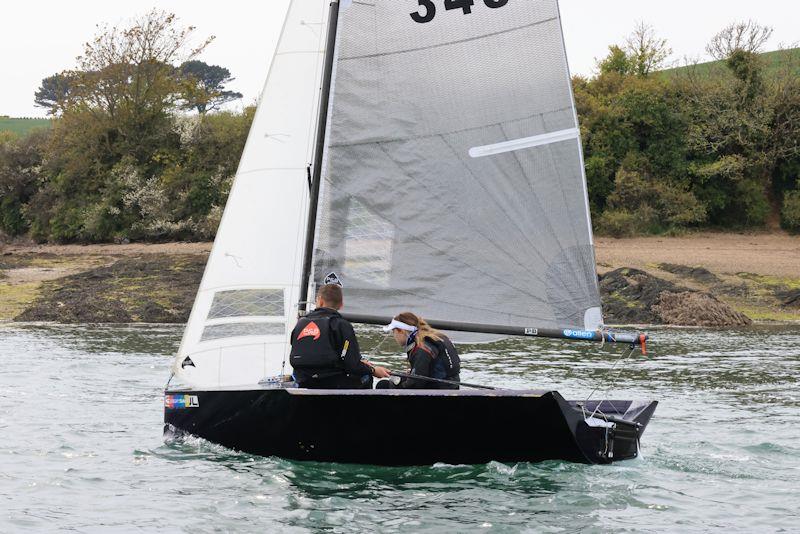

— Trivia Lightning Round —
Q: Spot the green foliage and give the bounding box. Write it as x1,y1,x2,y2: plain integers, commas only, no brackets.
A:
584,22,800,236
6,17,800,242
34,73,74,114
597,161,705,236
23,105,253,242
0,131,48,236
598,46,632,76
597,23,671,78
575,72,688,219
782,189,800,232
179,61,244,114
624,22,672,77
12,10,252,243
595,209,639,238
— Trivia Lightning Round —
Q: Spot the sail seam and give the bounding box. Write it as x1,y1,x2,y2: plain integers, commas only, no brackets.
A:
340,17,559,61
329,106,574,149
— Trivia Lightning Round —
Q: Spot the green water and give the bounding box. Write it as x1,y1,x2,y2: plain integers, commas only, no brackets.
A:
1,324,798,532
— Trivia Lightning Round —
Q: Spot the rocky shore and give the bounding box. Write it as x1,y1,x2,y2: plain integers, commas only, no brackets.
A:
2,233,800,326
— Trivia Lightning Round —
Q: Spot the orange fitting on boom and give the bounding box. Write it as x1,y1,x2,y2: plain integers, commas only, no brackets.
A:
638,334,648,356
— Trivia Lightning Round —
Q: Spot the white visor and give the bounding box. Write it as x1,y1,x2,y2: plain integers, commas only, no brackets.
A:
382,319,417,333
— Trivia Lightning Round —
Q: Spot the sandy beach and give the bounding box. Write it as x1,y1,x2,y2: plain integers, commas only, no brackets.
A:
2,232,799,323
595,232,800,278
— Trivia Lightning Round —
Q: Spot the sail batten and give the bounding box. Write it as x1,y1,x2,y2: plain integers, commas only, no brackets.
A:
469,128,581,158
313,0,603,337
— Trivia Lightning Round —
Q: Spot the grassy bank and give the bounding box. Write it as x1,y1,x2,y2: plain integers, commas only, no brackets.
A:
660,47,800,80
0,116,51,137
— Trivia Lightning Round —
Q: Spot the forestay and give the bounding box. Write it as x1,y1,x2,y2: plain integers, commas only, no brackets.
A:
313,0,603,333
172,0,332,387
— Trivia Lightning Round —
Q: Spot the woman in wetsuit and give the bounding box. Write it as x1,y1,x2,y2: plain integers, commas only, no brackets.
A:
377,312,461,389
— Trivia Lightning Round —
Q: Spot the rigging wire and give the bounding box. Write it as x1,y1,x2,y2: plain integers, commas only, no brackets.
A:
582,344,640,422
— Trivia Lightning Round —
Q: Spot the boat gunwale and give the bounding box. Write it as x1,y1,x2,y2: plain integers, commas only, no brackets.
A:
165,386,550,397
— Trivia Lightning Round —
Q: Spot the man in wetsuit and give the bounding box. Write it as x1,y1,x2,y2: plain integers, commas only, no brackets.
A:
289,284,390,389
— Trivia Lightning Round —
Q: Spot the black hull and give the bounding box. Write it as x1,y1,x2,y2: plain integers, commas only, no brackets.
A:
164,388,656,466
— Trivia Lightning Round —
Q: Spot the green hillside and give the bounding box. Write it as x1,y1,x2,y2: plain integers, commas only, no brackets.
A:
661,48,800,79
0,116,52,137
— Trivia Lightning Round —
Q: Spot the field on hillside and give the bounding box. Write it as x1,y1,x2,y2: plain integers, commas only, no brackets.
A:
0,116,51,137
661,47,800,79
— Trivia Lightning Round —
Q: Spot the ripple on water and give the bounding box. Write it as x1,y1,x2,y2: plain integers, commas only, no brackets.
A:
1,323,799,533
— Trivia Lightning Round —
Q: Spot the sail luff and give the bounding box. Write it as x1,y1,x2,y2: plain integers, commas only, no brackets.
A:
299,0,341,315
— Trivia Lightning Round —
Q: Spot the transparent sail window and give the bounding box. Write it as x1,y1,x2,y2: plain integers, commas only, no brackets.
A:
343,199,395,287
207,289,285,319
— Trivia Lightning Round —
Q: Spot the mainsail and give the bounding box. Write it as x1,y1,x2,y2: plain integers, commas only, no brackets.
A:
172,0,333,387
313,0,603,333
174,0,607,388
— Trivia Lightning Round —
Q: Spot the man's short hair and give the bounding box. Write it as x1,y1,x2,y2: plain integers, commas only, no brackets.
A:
317,284,343,309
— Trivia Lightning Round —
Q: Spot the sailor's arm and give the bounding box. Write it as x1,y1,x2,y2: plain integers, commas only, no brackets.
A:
338,322,390,378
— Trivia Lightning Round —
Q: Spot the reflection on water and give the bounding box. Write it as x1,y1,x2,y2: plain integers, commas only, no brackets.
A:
1,323,798,532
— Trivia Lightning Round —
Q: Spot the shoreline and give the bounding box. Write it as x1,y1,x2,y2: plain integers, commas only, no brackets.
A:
2,232,799,326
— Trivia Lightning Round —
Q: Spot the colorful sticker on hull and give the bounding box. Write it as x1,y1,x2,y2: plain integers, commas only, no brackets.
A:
164,395,199,409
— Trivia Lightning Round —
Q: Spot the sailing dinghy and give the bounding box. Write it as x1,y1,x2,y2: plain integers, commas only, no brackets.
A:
164,0,657,465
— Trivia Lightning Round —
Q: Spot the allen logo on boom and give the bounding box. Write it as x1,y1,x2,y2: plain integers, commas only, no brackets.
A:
297,321,321,341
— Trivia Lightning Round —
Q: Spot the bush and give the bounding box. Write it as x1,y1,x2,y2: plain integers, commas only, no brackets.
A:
19,105,252,243
596,209,640,237
782,190,800,232
596,160,706,236
0,131,48,236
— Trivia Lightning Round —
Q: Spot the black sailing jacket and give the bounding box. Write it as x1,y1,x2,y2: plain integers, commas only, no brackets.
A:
398,334,461,390
290,307,372,382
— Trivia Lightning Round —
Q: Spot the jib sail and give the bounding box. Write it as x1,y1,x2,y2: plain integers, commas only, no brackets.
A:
172,0,333,387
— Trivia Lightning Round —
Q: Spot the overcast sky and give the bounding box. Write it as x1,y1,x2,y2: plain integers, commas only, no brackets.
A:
2,1,798,118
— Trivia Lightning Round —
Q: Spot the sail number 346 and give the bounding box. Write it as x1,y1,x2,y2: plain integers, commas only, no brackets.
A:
411,0,509,24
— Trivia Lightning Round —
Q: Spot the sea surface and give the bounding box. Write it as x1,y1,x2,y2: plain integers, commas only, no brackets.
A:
1,323,798,533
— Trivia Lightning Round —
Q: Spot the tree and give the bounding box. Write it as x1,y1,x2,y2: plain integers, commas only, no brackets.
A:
34,73,74,114
597,45,632,76
706,21,773,61
179,60,243,113
679,21,800,228
625,22,672,77
706,22,774,104
27,10,216,241
68,10,213,117
594,22,671,79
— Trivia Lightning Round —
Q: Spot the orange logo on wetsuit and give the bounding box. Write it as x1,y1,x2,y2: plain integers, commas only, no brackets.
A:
297,321,321,341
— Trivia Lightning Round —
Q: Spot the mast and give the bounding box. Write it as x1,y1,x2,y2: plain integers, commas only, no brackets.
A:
298,0,340,315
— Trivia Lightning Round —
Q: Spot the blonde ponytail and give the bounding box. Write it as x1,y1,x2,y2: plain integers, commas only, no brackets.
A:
394,312,442,347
